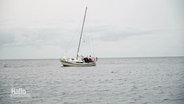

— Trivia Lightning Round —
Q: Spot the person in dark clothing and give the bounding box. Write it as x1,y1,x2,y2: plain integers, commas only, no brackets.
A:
84,57,89,63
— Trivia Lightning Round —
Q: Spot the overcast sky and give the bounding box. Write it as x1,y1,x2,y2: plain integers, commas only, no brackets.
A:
0,0,184,59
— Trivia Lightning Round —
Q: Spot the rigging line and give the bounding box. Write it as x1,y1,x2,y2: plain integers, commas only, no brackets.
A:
90,36,95,57
63,31,78,57
83,36,95,57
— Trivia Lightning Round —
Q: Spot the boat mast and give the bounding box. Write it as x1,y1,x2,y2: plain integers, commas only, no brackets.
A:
77,6,87,59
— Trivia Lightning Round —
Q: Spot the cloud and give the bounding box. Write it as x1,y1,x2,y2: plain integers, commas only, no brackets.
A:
0,30,15,47
99,27,154,42
84,25,155,42
0,26,84,58
94,29,184,57
0,27,74,48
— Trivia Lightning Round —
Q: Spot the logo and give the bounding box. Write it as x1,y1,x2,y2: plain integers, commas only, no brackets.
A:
10,88,30,98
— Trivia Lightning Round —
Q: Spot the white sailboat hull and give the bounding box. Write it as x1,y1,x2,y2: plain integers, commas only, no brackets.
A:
60,7,97,67
61,59,96,67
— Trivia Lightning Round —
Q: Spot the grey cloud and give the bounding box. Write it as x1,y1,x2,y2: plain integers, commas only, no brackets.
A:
0,27,77,49
0,31,15,47
85,26,154,42
100,28,153,41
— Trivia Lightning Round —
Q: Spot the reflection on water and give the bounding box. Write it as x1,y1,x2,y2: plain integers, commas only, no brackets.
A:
0,57,184,104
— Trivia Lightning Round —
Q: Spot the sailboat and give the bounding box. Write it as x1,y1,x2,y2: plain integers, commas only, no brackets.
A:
61,7,97,67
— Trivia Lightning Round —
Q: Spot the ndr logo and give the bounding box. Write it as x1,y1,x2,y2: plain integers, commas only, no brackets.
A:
11,88,26,94
10,88,30,97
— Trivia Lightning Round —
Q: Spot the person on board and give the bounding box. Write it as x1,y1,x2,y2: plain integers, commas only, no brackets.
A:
84,57,89,63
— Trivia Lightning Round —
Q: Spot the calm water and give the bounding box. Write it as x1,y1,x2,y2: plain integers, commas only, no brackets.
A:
0,57,184,104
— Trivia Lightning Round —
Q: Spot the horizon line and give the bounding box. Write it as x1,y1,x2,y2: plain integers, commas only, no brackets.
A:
0,55,183,60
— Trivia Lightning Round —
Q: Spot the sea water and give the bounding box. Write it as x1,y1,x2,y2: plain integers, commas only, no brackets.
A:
0,57,184,104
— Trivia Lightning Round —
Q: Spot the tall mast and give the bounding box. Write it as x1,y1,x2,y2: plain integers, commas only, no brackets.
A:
77,6,87,59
